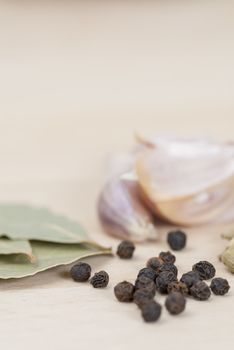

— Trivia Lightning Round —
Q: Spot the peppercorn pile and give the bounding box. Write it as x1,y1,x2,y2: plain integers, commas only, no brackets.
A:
69,230,230,324
114,231,231,323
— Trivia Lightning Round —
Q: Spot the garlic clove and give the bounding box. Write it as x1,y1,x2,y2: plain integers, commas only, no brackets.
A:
213,202,234,224
136,138,234,226
97,176,158,242
136,143,234,201
136,132,234,154
149,180,234,226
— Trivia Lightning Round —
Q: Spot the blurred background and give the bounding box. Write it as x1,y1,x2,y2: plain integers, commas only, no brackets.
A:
0,0,233,230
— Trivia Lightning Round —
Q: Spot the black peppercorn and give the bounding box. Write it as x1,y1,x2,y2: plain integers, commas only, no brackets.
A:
159,251,176,264
117,240,135,259
146,257,163,272
90,270,109,288
190,281,211,301
180,271,201,289
133,289,154,307
158,263,178,277
137,267,157,282
114,281,135,302
192,261,216,280
210,278,230,296
135,276,156,298
156,271,177,294
167,281,189,295
70,262,91,282
141,301,162,322
167,230,187,251
165,292,186,315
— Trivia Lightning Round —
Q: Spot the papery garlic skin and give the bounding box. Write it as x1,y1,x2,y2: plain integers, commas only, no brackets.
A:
136,138,234,226
97,176,158,242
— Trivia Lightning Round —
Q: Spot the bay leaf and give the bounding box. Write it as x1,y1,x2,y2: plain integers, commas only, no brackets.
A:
221,229,234,240
0,204,87,243
220,239,234,273
0,241,112,279
0,238,33,259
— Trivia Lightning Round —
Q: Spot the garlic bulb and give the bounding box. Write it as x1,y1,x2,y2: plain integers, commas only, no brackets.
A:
98,135,234,241
98,176,158,242
135,137,234,226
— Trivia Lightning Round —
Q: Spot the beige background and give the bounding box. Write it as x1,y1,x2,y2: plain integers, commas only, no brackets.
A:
0,1,234,349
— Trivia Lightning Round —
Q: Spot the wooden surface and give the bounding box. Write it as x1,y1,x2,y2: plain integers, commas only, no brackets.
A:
0,1,234,349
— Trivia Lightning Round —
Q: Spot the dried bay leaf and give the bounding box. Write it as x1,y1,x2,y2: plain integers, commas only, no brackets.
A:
220,239,234,273
0,241,112,279
0,204,87,243
0,238,33,259
0,204,112,279
221,229,234,240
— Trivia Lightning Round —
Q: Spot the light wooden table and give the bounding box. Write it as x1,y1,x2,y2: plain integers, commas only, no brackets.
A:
0,1,234,349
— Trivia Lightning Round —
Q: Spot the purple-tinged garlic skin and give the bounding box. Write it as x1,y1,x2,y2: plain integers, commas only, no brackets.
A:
97,176,158,242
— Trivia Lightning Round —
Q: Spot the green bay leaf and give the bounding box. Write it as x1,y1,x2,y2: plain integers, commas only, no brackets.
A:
0,241,112,279
222,229,234,240
0,238,33,259
220,240,234,273
0,204,87,243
